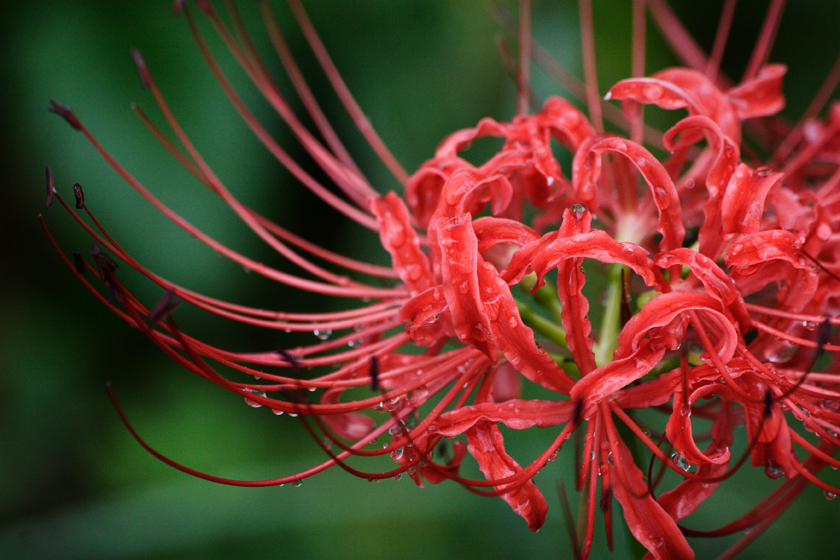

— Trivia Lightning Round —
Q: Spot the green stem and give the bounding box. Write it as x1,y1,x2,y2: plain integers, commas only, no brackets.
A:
516,298,567,348
594,263,623,366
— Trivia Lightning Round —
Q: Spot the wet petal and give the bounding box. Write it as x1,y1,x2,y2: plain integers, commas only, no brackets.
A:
466,421,548,531
371,191,434,294
610,437,695,560
432,398,576,436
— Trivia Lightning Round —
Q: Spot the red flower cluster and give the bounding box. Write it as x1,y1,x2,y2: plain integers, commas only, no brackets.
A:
43,1,840,559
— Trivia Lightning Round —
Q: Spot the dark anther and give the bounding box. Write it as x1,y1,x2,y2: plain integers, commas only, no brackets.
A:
73,183,85,209
90,242,121,304
620,267,632,327
71,252,85,274
599,487,612,513
280,387,309,405
436,440,449,458
572,398,584,428
369,355,380,391
801,249,840,285
763,388,774,419
130,48,150,90
48,100,82,131
45,167,55,209
147,289,181,326
816,317,832,358
275,345,302,377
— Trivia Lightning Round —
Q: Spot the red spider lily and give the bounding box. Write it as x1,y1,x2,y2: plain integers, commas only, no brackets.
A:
41,1,840,559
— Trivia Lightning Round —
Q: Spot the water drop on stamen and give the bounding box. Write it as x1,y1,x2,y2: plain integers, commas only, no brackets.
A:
314,328,332,340
826,491,837,501
292,480,302,487
764,461,784,480
671,452,691,472
244,389,266,408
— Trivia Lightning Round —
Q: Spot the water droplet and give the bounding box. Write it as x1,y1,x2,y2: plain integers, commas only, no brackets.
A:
292,480,302,487
671,452,691,472
394,473,403,481
244,389,266,408
641,83,664,100
826,491,837,501
314,329,332,340
272,408,284,416
764,461,784,479
391,447,404,460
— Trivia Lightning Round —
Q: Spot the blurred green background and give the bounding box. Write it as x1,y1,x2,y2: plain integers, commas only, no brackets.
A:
3,1,840,559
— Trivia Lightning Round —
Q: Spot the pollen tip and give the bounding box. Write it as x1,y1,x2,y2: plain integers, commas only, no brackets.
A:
72,251,85,274
73,183,85,209
147,288,182,326
130,47,150,90
45,167,55,209
763,389,774,419
572,398,584,427
603,91,612,101
48,99,82,131
275,345,302,376
369,355,380,391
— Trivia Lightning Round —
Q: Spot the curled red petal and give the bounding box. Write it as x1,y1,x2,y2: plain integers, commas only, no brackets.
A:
399,286,452,347
434,117,509,160
659,403,734,521
471,216,540,253
615,292,738,363
666,383,732,467
654,248,751,329
725,64,787,120
663,115,740,258
432,398,576,436
556,207,597,375
422,440,467,484
504,229,664,292
371,192,434,294
610,435,695,560
720,163,784,234
538,96,596,149
608,68,740,142
438,213,495,357
571,345,666,407
726,230,818,313
465,421,549,532
439,213,576,393
582,137,685,251
404,158,468,229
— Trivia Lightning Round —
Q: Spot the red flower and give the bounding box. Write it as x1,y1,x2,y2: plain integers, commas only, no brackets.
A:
43,1,840,559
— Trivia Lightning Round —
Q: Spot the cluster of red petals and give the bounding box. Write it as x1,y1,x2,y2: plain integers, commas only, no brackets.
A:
43,3,840,560
376,61,840,558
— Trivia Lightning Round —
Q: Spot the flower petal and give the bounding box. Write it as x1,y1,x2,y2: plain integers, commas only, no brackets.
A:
466,421,549,531
371,192,434,294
